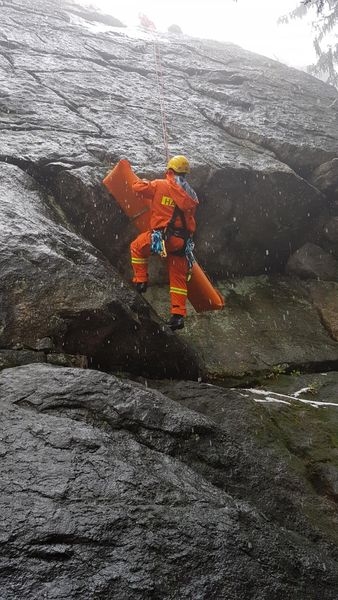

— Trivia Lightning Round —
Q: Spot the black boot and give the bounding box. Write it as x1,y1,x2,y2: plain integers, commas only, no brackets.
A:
135,282,148,293
168,314,184,331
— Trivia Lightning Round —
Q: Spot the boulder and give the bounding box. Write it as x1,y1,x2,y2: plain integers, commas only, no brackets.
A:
0,363,337,599
310,158,338,197
286,242,338,281
322,216,338,243
167,24,183,34
151,374,338,544
306,280,338,341
148,276,338,380
195,164,324,276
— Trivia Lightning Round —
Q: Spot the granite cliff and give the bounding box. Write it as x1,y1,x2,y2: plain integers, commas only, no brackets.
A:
0,1,337,597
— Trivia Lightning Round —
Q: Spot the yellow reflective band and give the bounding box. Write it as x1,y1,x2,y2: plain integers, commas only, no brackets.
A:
170,287,187,296
131,258,148,264
161,195,175,207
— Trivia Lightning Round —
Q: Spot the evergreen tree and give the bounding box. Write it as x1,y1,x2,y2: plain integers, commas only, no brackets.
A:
279,0,338,87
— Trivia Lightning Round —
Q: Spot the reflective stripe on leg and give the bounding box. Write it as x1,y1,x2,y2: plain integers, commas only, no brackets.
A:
130,231,151,283
168,252,188,317
169,287,187,295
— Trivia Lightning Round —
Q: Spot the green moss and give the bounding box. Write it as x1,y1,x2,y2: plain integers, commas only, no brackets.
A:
45,193,76,232
247,395,338,543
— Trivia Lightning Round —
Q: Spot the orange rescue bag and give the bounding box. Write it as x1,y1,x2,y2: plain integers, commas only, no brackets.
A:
103,158,151,231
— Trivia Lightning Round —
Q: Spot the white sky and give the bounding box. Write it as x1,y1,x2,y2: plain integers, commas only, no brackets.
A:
79,0,317,68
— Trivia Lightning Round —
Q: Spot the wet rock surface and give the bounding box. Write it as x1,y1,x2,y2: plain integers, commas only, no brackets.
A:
307,280,338,342
323,216,338,243
0,0,338,376
0,0,338,278
311,158,338,197
286,242,338,281
0,364,337,599
148,276,338,380
1,3,338,596
150,375,338,542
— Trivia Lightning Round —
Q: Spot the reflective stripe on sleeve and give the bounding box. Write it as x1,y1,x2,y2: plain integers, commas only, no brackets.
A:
131,258,148,264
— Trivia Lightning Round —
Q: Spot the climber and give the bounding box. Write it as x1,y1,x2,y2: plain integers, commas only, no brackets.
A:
138,13,156,31
130,155,199,331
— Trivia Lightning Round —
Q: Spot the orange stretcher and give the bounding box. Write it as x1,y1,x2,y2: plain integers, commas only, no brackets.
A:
103,159,225,313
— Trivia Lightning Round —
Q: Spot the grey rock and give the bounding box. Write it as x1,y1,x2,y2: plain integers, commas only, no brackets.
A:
168,24,183,34
0,349,46,369
148,276,338,380
322,216,338,243
0,363,337,599
306,280,338,342
311,462,338,500
64,0,125,28
35,337,54,351
311,158,338,196
196,165,324,276
286,242,338,281
46,352,88,368
151,375,338,545
2,4,338,598
1,0,338,378
0,0,337,279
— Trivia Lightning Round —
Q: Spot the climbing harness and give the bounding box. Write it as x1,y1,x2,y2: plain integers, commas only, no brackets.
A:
151,229,167,257
164,203,196,279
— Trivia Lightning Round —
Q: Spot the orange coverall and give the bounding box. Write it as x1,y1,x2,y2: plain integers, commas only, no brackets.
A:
130,171,198,317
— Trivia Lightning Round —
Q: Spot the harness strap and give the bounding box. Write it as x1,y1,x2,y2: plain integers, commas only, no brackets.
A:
151,227,195,281
164,205,195,267
168,204,187,232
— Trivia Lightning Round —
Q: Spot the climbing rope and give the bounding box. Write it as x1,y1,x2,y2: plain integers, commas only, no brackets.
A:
185,237,196,270
139,13,170,162
152,38,170,163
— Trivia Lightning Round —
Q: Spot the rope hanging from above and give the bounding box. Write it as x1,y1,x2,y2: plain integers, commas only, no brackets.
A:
153,40,170,163
138,13,170,162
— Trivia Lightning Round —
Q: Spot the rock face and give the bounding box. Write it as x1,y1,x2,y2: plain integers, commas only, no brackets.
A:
1,2,338,596
1,0,338,278
151,374,338,542
286,242,338,281
307,280,338,342
0,364,337,599
1,0,338,375
148,276,338,380
311,158,338,197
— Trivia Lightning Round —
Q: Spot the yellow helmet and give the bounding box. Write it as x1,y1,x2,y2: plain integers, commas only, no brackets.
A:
166,155,190,174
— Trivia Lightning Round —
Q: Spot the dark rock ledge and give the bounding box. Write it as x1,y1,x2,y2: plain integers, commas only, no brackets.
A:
0,363,337,599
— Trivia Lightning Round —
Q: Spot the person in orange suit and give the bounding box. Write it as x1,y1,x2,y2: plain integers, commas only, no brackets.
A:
130,155,198,331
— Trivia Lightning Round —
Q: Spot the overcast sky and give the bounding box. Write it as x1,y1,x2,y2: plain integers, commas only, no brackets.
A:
79,0,316,68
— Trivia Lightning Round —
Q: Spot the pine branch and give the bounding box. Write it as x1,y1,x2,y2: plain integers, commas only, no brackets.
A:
279,1,338,88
